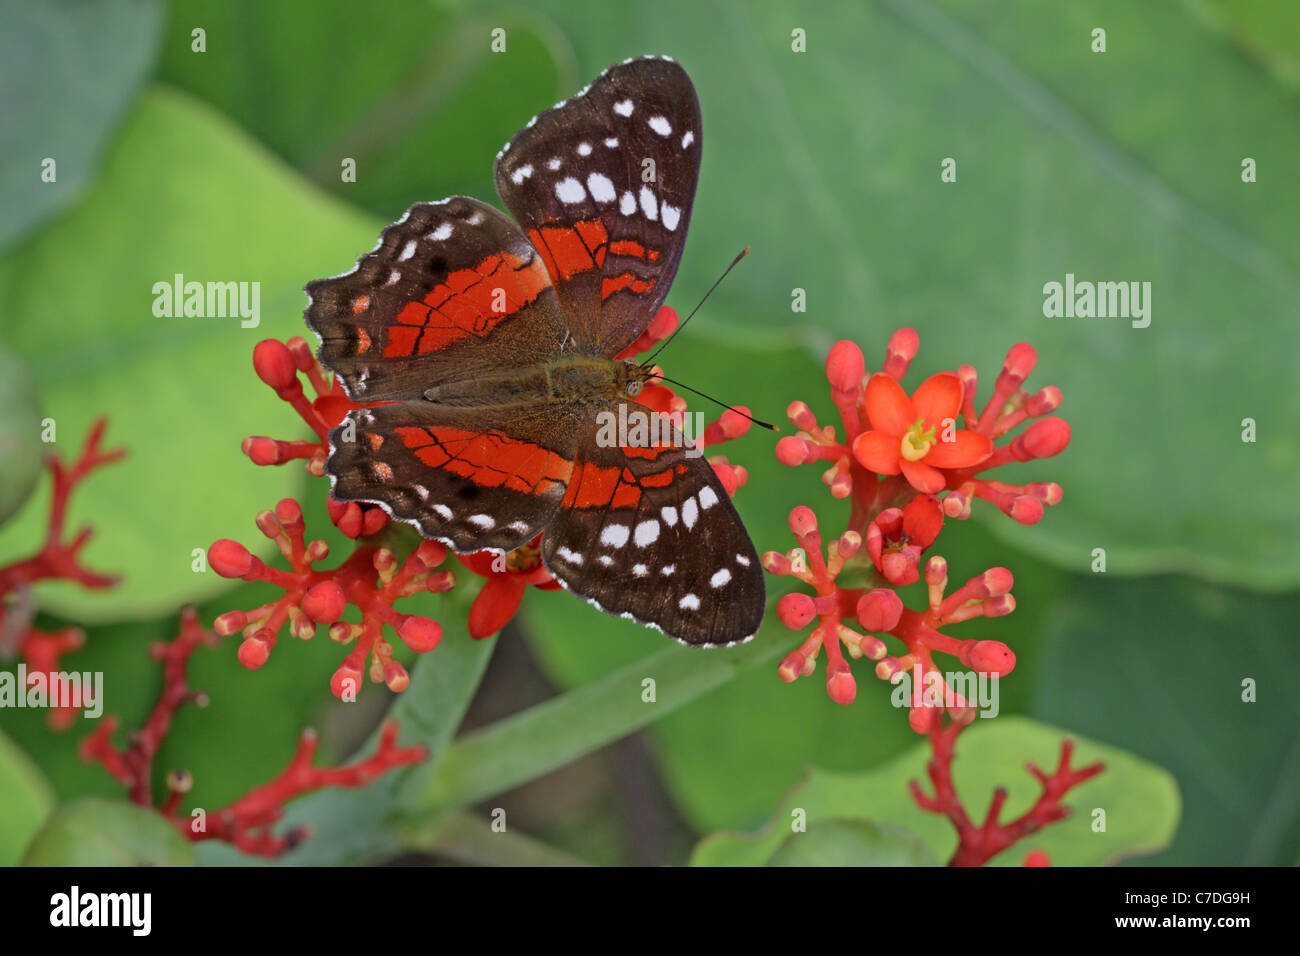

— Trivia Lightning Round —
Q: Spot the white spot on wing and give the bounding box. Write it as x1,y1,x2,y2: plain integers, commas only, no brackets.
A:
633,564,648,577
661,564,675,576
399,240,417,261
620,191,636,216
577,142,592,156
555,177,586,204
698,487,719,509
660,505,678,527
661,203,681,231
681,131,695,149
647,115,672,137
710,568,732,588
736,554,751,567
634,520,660,547
604,137,619,148
682,497,698,529
557,546,583,565
509,521,530,533
600,524,630,548
469,514,495,529
587,172,616,203
639,185,658,221
510,164,533,185
679,593,701,610
613,99,634,116
430,223,453,241
433,504,453,520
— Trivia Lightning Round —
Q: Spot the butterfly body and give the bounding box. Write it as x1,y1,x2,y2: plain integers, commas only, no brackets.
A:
304,56,765,647
420,356,649,409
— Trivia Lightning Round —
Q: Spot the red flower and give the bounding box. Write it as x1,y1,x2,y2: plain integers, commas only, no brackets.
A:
210,498,455,698
852,372,992,493
942,343,1071,525
456,536,561,640
865,493,943,586
244,337,389,539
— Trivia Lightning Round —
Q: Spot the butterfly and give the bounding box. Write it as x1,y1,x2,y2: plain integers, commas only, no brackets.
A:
304,56,764,647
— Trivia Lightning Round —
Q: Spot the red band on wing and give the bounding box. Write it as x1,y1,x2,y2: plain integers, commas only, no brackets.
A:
527,221,663,303
395,425,571,496
381,251,550,359
528,221,611,281
561,439,681,509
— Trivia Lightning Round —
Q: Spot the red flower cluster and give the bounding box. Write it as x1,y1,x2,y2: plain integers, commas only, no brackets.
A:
767,329,1096,865
81,608,425,857
0,419,124,728
209,499,454,698
769,330,1062,716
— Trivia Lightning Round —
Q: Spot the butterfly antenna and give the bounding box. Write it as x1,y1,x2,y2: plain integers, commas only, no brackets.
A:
650,373,778,432
640,246,749,368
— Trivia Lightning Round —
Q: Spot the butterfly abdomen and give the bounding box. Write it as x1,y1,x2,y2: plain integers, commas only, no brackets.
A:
420,356,632,409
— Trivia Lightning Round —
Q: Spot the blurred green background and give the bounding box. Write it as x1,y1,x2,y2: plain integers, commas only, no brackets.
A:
0,0,1296,866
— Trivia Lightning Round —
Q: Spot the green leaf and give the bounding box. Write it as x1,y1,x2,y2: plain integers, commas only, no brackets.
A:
21,796,197,866
1032,575,1300,865
0,0,162,250
690,716,1179,866
768,819,938,867
516,0,1300,588
402,620,789,821
0,347,43,524
0,87,382,620
157,0,574,220
0,728,55,866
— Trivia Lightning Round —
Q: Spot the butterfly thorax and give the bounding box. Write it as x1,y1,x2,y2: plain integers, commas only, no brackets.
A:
422,357,652,408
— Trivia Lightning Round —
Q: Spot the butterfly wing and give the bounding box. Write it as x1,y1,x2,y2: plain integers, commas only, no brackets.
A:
305,196,572,403
494,56,702,359
540,400,765,646
327,399,586,553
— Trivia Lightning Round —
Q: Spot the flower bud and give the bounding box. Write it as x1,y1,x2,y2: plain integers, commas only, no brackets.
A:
210,539,255,578
857,588,903,632
777,593,817,629
301,581,346,624
398,615,442,653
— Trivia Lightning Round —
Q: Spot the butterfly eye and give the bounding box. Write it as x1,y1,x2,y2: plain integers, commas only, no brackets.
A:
626,380,643,397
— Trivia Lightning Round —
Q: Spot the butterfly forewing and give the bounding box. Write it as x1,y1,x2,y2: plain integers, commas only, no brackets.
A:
494,57,702,359
305,197,571,403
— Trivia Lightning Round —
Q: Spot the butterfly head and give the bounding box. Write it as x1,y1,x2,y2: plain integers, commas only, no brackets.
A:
620,359,657,398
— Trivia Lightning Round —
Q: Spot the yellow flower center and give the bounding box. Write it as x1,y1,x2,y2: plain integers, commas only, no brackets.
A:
899,419,935,462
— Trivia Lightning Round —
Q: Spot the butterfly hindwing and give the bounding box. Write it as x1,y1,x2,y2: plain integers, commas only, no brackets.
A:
540,400,765,646
327,400,582,553
305,197,571,403
494,56,702,359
